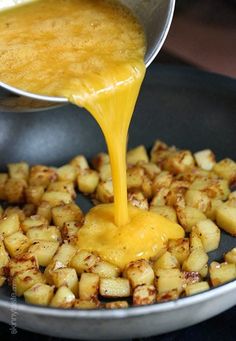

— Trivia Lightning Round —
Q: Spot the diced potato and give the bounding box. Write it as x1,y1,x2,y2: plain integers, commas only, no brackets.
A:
99,163,112,181
7,253,38,278
128,192,149,210
133,285,156,306
8,162,29,181
29,165,57,187
79,273,99,300
185,281,210,296
92,153,109,171
0,214,20,238
139,162,161,180
125,259,154,289
4,178,26,203
163,150,195,175
127,145,149,165
176,206,206,232
70,250,100,274
0,173,8,200
153,251,179,272
12,269,45,296
155,268,183,294
150,206,177,223
24,283,54,306
74,299,99,309
99,278,131,298
216,205,236,236
4,231,30,257
194,150,216,171
156,289,179,302
57,165,77,182
185,190,211,213
51,267,78,295
26,225,61,243
47,181,76,199
190,178,230,200
205,198,223,220
50,286,75,308
168,238,190,265
194,219,220,252
90,260,120,278
150,188,169,207
141,175,152,199
23,204,36,218
199,264,208,278
127,166,144,191
41,191,73,207
213,159,236,185
166,189,185,209
52,203,84,228
209,261,236,286
190,230,204,251
78,169,99,194
37,202,52,222
0,240,9,271
182,271,201,287
44,260,66,285
224,248,236,264
105,301,128,309
96,180,113,203
21,215,48,233
28,240,59,266
61,221,80,244
25,185,44,205
70,155,89,174
150,140,170,165
53,244,77,265
4,206,25,222
182,249,208,272
152,171,173,193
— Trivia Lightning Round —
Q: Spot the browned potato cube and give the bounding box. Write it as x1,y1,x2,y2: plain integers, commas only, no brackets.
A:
90,260,120,278
139,162,161,180
176,206,206,232
29,165,57,187
150,206,177,223
21,215,48,233
78,169,99,194
51,267,78,295
194,219,220,252
127,145,149,165
126,166,144,191
25,185,44,205
70,155,89,174
141,175,152,199
182,271,201,287
168,238,190,265
190,178,230,200
4,178,26,203
105,301,129,309
37,202,52,223
23,204,37,218
92,153,109,171
99,163,112,182
150,188,169,207
125,259,154,289
47,181,76,199
185,281,210,296
224,248,236,264
152,171,173,193
185,190,210,213
12,269,45,296
4,231,30,257
156,289,179,302
26,225,61,243
61,221,80,244
216,205,236,236
182,249,208,272
133,285,156,306
190,230,204,251
0,213,20,238
70,250,100,274
153,251,179,272
150,140,169,164
8,162,29,181
74,299,99,309
41,191,73,207
53,244,77,265
155,268,183,294
0,173,8,200
199,264,208,278
96,180,113,203
205,198,223,220
128,192,149,210
57,165,77,182
210,261,236,286
28,240,59,266
79,273,99,300
213,159,236,185
0,240,9,272
52,203,84,228
99,278,131,298
7,253,38,278
163,150,195,174
24,283,54,306
44,260,65,285
194,150,216,171
50,286,75,308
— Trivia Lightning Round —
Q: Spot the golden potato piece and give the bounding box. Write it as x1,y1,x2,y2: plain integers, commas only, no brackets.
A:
57,165,77,182
176,206,206,232
0,214,20,238
50,286,75,308
90,260,120,278
150,206,177,223
194,219,220,252
127,145,149,165
224,248,236,264
133,285,156,306
8,162,29,181
51,267,78,295
24,283,54,306
12,269,45,296
99,278,131,298
70,250,100,274
52,203,84,228
213,158,236,185
168,238,190,265
155,268,183,294
28,240,59,267
153,251,179,272
185,281,210,296
182,249,208,272
125,259,154,289
105,301,128,309
210,261,236,287
4,231,30,258
79,273,99,300
216,205,236,236
77,169,99,194
194,150,215,171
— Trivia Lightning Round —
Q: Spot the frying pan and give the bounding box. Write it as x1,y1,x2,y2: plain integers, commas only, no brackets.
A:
0,64,235,339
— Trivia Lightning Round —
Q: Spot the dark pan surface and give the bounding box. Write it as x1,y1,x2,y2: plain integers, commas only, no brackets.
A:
0,64,235,306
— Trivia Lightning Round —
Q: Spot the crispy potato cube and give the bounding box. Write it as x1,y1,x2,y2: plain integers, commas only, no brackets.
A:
127,145,149,165
79,273,99,300
152,171,173,193
128,192,149,210
224,248,236,264
78,169,99,194
96,180,113,203
185,190,210,213
141,175,152,199
29,165,57,187
50,286,75,308
210,261,236,286
53,244,77,265
168,238,190,265
182,271,201,287
37,202,52,222
52,203,84,228
0,214,20,238
26,225,61,243
4,178,26,203
150,206,177,223
199,264,208,278
99,163,112,182
185,281,210,296
70,250,100,274
190,178,230,200
47,181,76,199
166,189,185,209
57,165,77,182
156,289,179,302
25,185,44,205
0,173,8,200
125,259,154,289
74,299,99,309
194,150,216,171
155,268,183,294
139,162,161,180
150,188,169,207
70,155,89,174
0,240,9,271
216,205,236,236
44,260,65,285
150,140,169,164
24,283,54,306
61,221,80,244
12,269,45,296
163,150,195,174
153,251,179,272
133,285,156,306
0,276,6,287
194,219,220,252
105,301,128,309
92,153,110,171
127,166,144,191
213,159,236,185
8,162,29,181
52,267,78,295
90,260,120,278
190,230,204,251
205,198,223,220
99,278,131,298
176,206,206,232
182,249,208,272
7,253,38,278
28,240,59,266
4,231,30,257
41,191,73,207
21,215,48,233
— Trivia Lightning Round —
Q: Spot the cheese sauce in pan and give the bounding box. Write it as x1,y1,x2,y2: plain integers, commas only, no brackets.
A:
0,0,184,268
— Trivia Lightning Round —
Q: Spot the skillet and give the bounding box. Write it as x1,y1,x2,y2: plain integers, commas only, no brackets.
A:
0,64,235,339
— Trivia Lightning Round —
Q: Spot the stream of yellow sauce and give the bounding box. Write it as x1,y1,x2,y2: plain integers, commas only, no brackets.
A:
0,0,184,268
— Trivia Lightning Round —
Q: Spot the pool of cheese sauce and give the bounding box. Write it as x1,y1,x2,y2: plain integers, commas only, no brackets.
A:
0,0,184,269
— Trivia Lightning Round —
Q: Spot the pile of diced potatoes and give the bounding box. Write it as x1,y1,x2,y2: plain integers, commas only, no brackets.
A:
0,140,236,309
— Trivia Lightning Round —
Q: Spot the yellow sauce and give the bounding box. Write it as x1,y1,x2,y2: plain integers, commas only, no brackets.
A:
0,0,184,267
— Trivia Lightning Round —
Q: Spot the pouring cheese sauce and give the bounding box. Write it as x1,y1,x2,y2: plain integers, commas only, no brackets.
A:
0,0,184,268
